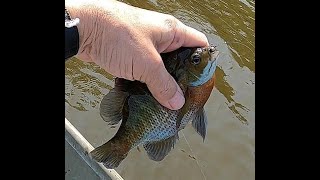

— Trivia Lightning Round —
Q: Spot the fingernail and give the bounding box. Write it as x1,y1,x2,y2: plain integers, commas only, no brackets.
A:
168,90,185,110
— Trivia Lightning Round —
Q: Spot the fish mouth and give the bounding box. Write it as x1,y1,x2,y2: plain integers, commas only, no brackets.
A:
189,46,220,87
208,45,220,62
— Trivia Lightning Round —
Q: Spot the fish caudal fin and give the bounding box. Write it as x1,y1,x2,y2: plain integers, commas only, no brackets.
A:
191,108,208,141
100,88,129,125
90,141,128,169
143,134,178,161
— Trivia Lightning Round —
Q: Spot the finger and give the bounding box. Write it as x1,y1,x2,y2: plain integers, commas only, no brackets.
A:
143,49,185,110
181,24,209,47
163,21,209,53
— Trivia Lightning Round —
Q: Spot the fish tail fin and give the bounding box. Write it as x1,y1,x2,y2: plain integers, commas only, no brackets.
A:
90,140,128,169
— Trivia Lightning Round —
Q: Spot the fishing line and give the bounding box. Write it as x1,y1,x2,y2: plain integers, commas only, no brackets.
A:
181,131,207,180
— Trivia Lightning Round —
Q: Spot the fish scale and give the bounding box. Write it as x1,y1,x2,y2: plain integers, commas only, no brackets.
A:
90,45,219,169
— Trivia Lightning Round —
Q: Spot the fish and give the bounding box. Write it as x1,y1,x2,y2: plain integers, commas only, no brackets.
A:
90,45,219,169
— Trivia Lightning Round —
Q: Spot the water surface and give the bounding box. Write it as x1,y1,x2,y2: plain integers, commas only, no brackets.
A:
65,0,255,179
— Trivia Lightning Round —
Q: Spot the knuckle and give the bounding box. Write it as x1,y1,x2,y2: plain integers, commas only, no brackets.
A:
144,61,163,84
164,15,178,33
159,77,173,96
150,70,175,99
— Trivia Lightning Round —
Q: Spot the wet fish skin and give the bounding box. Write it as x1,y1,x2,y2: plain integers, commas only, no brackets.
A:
90,45,219,169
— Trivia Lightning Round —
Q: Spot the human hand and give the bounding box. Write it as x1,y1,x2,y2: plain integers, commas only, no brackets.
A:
66,0,209,110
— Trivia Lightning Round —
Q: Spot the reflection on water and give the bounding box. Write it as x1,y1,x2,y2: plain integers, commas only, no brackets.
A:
65,58,114,111
65,0,255,179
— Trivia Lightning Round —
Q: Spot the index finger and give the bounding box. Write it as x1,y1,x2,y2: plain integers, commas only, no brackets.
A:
163,21,209,53
182,24,209,47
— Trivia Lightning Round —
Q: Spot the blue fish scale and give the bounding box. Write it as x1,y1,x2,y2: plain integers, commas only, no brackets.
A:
127,95,197,148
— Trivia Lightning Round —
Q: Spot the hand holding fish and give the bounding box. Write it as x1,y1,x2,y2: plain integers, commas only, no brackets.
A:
65,0,209,110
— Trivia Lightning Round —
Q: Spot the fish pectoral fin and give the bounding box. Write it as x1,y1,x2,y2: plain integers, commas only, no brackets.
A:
143,134,178,161
191,108,208,142
176,97,191,130
100,88,129,125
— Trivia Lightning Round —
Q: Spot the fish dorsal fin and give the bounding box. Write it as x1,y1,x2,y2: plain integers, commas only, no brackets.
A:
191,108,208,141
99,89,129,125
143,134,179,161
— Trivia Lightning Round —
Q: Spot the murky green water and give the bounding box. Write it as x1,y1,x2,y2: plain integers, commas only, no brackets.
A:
65,0,255,179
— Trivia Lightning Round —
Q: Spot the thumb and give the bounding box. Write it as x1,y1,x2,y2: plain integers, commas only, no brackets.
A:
143,50,185,110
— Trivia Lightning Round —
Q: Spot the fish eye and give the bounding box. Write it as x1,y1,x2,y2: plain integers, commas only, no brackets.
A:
191,54,201,65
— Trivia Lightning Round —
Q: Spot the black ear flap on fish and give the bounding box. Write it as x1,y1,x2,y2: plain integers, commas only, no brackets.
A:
191,108,208,142
143,134,179,161
177,48,192,61
100,88,129,125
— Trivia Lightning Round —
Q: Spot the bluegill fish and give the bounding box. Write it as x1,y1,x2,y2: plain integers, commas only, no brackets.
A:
90,45,219,169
